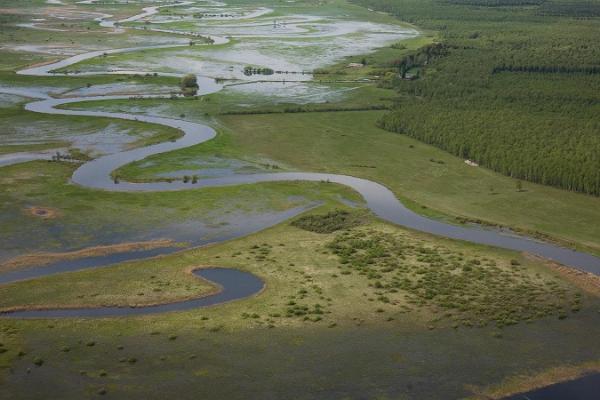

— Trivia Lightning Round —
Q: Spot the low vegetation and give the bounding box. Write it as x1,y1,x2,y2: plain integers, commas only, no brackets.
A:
0,209,589,330
291,210,366,233
327,228,581,329
180,74,198,97
1,0,599,398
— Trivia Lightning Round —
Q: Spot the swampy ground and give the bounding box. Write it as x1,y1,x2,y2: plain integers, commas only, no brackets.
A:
0,0,599,399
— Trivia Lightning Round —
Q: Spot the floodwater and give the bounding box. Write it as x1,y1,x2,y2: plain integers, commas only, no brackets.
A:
0,150,65,167
503,373,600,400
0,204,313,284
88,20,415,81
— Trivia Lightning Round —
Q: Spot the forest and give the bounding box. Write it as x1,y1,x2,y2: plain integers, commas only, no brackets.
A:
353,0,600,195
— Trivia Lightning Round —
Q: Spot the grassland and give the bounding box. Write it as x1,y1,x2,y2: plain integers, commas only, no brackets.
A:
0,70,179,91
0,208,599,398
1,206,588,327
0,11,190,72
51,16,599,254
218,111,600,253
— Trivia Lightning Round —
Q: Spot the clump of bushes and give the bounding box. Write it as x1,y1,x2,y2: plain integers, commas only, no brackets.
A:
326,227,581,328
291,210,365,233
180,74,199,97
243,66,274,76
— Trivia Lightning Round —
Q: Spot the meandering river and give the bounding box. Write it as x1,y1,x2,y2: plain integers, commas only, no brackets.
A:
1,1,600,319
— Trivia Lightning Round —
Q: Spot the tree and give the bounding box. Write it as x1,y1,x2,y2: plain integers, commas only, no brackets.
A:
516,180,523,192
180,74,199,96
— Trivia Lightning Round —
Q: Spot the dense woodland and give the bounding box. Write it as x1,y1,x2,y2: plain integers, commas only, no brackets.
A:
353,0,600,195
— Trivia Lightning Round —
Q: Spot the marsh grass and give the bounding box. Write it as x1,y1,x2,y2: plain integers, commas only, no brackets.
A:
291,209,366,233
327,226,582,328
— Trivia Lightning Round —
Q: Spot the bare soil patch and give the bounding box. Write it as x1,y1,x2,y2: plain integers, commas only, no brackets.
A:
526,253,600,296
23,206,61,220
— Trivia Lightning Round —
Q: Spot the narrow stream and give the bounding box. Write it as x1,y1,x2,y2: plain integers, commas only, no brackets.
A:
2,268,264,318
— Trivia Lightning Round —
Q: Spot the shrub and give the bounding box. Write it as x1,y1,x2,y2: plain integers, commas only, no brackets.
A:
180,74,199,97
291,210,365,233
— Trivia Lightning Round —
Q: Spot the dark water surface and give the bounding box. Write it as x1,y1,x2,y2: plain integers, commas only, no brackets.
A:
0,204,310,285
22,94,600,276
1,268,264,318
504,373,600,400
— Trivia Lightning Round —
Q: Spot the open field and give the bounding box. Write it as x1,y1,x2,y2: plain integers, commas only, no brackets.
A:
218,111,600,253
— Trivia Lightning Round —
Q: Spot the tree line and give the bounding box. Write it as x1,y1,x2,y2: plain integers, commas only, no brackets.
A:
492,64,600,74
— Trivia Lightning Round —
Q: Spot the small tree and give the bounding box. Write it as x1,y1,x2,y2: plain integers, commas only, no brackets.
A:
516,180,523,192
180,74,198,97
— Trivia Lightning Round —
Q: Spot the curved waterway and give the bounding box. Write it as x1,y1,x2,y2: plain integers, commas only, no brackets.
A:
2,268,264,318
2,1,600,319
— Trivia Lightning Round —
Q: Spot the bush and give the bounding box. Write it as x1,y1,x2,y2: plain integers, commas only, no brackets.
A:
181,74,198,89
291,210,365,233
180,74,199,97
